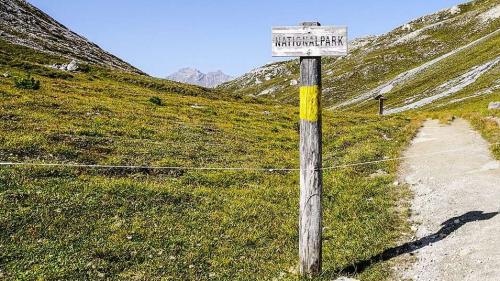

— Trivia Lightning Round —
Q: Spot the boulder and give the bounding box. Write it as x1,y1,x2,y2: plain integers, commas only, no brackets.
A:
369,169,388,178
66,59,79,71
449,5,461,15
48,63,66,70
488,102,500,110
190,104,205,109
47,60,79,72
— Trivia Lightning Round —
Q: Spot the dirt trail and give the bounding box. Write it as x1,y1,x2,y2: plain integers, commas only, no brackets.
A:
399,119,500,281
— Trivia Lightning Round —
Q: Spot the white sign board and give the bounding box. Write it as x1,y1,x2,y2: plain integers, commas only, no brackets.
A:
272,26,348,57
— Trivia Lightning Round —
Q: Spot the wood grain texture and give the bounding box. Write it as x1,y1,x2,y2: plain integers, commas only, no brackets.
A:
299,119,323,276
299,24,323,276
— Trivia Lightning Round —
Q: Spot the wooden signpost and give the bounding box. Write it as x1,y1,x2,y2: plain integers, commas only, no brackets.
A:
272,22,348,277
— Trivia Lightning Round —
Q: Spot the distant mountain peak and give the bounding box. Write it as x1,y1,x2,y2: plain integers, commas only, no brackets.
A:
167,68,233,88
178,67,200,72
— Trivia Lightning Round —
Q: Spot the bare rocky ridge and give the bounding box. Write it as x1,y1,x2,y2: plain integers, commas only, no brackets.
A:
167,68,233,88
0,0,143,74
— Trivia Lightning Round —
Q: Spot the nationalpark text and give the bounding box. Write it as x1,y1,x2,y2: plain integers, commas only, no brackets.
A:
272,26,348,57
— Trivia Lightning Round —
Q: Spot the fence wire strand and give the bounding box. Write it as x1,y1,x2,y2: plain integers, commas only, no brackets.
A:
0,143,498,172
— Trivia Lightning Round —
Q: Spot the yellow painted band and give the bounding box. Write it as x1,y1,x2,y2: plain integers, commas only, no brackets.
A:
300,86,320,122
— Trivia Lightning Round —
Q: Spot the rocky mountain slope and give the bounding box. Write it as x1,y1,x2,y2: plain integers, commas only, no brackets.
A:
219,0,499,114
0,0,143,74
167,67,233,88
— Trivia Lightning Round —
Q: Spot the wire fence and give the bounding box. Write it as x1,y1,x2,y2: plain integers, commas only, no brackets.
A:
1,143,497,172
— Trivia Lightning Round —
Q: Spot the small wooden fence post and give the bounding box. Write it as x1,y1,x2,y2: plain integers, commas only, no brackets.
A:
299,21,323,277
374,94,387,115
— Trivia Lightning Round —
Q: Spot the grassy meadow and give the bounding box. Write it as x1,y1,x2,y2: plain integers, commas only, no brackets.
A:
0,40,431,280
1,37,499,280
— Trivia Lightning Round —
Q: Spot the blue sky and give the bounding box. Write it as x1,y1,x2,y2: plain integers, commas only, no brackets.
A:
28,0,467,77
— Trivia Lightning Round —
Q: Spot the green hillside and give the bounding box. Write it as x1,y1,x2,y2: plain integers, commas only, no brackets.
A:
219,0,499,115
0,0,499,280
0,37,426,280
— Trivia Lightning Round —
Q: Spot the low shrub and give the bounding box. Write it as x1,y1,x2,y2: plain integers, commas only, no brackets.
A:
14,74,41,90
149,96,163,106
78,63,91,73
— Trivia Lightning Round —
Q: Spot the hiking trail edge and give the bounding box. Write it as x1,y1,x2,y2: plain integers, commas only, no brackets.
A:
398,118,500,281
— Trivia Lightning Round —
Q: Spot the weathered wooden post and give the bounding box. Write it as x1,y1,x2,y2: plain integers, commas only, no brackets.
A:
272,22,348,277
298,21,323,276
374,94,387,115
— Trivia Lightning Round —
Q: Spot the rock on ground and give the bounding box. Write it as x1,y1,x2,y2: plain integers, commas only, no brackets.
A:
48,59,79,72
333,277,360,281
66,60,79,71
488,101,500,110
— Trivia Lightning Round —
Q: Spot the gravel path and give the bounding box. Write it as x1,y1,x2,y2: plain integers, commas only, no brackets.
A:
399,119,500,281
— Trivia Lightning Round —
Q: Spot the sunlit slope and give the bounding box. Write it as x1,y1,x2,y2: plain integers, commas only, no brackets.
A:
219,0,499,113
0,33,424,280
0,0,498,279
355,28,500,114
